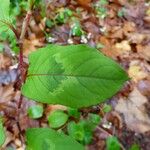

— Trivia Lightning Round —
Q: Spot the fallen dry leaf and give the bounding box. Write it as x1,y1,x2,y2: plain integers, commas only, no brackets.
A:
0,84,16,103
99,36,119,58
123,21,136,35
0,53,12,70
128,61,148,82
76,0,92,10
1,131,15,149
115,88,150,133
127,33,147,44
109,26,123,39
115,40,131,53
124,2,146,26
136,45,150,61
137,80,150,97
23,34,44,57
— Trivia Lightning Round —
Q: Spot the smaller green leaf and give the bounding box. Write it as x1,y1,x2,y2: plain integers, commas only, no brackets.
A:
28,105,43,119
98,7,107,19
48,110,68,128
0,118,6,146
99,0,108,5
64,9,73,17
26,128,84,150
55,12,65,24
67,121,85,142
45,19,54,28
68,108,80,119
9,35,19,53
71,23,83,37
75,120,93,144
0,43,4,52
82,130,93,145
106,136,121,150
88,113,101,125
0,32,8,41
67,115,100,145
118,8,125,18
102,104,112,113
129,144,140,150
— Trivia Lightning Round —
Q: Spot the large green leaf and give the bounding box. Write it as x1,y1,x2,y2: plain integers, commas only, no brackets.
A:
22,44,128,108
26,128,84,150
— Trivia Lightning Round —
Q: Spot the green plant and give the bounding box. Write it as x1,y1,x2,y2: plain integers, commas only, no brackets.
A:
68,108,81,119
95,0,108,19
118,8,125,18
106,136,121,150
28,105,44,119
55,8,73,24
71,22,84,37
129,143,140,150
22,44,128,108
0,0,129,149
0,118,6,147
67,113,101,144
26,128,84,150
48,110,68,128
102,104,112,113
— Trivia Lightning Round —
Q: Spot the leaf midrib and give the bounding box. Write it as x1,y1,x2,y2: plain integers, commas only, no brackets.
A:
27,73,125,81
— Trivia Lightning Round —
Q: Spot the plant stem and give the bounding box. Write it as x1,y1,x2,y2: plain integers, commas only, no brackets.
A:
19,10,32,83
16,10,32,141
20,11,32,41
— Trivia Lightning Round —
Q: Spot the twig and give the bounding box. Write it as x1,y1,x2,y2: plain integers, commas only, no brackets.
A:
16,9,32,144
19,10,32,84
17,9,32,109
20,11,32,41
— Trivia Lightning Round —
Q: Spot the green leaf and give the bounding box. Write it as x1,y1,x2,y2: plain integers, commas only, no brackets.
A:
129,144,140,150
68,108,81,119
118,8,125,18
106,136,121,150
0,0,10,20
88,113,101,125
55,12,65,24
22,44,128,108
99,0,108,5
0,0,14,35
48,110,68,128
71,23,83,36
98,7,107,19
26,128,84,150
28,105,43,119
0,118,6,147
45,19,54,28
67,119,96,144
0,43,4,52
65,9,73,17
102,104,112,113
67,121,85,142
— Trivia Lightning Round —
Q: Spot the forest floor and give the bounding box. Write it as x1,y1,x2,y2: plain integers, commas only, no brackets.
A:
0,0,150,150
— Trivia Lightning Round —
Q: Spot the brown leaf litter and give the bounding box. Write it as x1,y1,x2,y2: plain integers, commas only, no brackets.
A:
115,88,150,133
